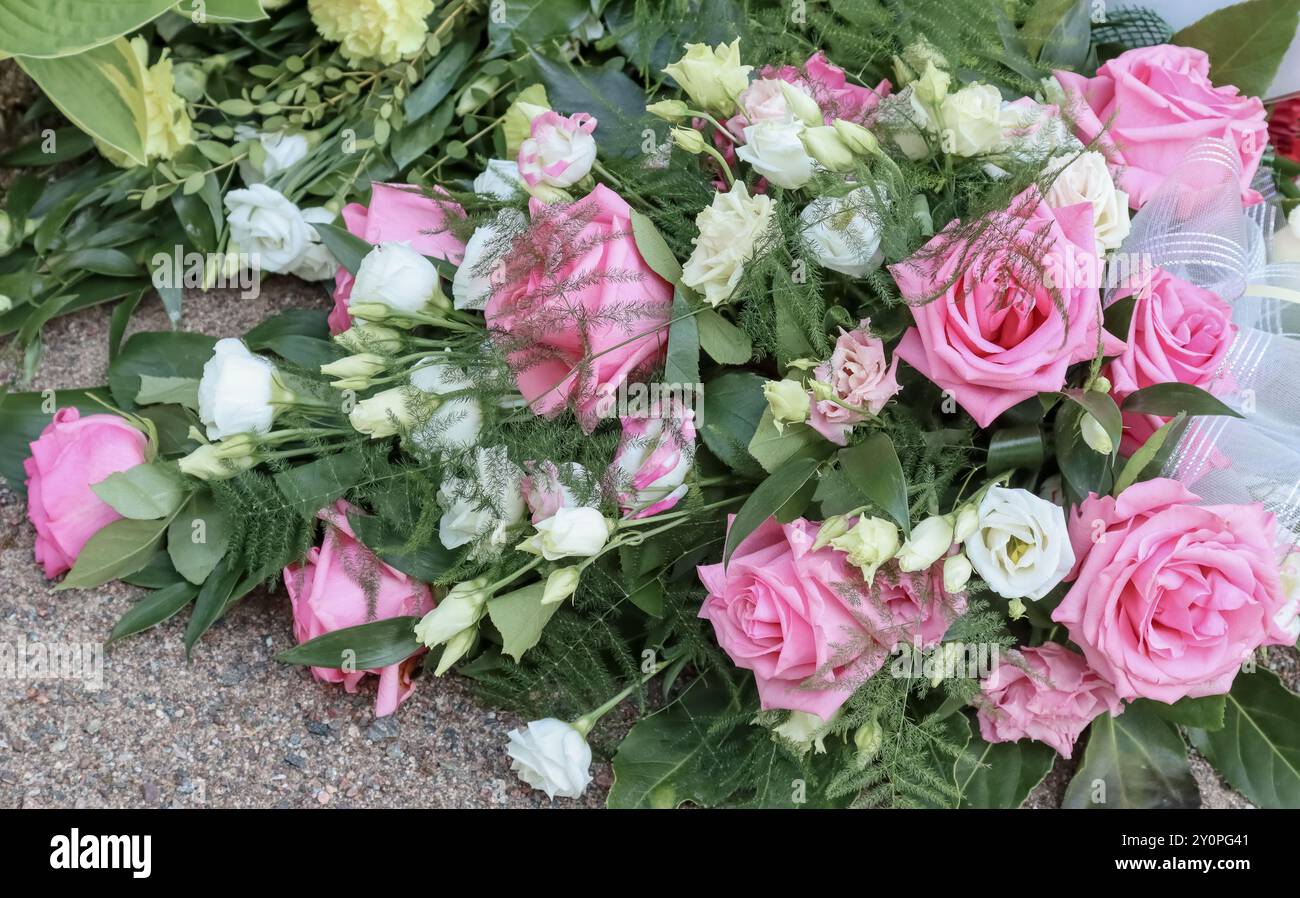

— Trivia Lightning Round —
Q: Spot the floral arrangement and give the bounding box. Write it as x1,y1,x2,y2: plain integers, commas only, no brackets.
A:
3,0,1300,809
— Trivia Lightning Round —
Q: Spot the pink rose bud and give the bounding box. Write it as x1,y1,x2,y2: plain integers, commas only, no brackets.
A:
24,408,149,579
807,320,902,446
610,406,697,518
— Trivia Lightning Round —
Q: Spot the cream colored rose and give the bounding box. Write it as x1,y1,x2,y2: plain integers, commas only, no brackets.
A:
681,182,775,307
663,39,753,116
735,117,815,188
939,84,1004,157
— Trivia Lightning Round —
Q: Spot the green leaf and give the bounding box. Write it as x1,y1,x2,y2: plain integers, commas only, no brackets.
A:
57,514,174,590
109,331,215,409
699,371,766,477
120,548,185,588
18,39,149,167
723,456,820,565
1140,694,1226,731
486,583,558,662
1113,412,1185,496
489,0,589,56
347,509,455,583
696,308,752,364
183,553,242,656
174,0,268,23
135,374,199,409
90,462,186,520
0,388,112,495
274,450,364,517
836,433,911,535
109,580,198,643
986,423,1045,475
167,491,229,586
955,715,1057,808
629,209,683,285
1172,0,1300,98
244,309,331,347
662,289,699,386
1058,388,1122,455
607,680,738,808
746,410,827,473
0,127,93,165
1063,704,1200,808
1187,669,1300,808
313,221,371,276
403,35,476,121
1053,400,1112,498
275,617,423,669
528,50,646,158
1120,382,1243,419
0,0,176,57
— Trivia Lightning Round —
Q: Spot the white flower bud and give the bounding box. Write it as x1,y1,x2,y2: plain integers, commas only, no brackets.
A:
830,515,900,585
506,718,593,800
542,566,582,605
943,553,973,593
895,514,955,572
763,378,810,430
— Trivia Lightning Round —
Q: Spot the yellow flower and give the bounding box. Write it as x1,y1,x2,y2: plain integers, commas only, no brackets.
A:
96,37,192,167
663,39,752,116
308,0,434,65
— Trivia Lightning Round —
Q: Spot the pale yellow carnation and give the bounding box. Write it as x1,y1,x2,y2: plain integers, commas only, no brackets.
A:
97,37,192,167
308,0,434,65
663,39,752,116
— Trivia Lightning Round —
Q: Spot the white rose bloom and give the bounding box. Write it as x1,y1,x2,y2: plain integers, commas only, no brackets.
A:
350,242,441,317
800,185,885,277
964,486,1075,600
939,84,1004,157
526,506,611,560
290,207,339,282
1040,149,1133,250
681,182,775,307
506,718,593,800
408,359,483,452
452,208,524,310
437,446,526,557
473,158,525,199
735,117,815,188
224,184,313,273
198,338,281,440
236,126,310,183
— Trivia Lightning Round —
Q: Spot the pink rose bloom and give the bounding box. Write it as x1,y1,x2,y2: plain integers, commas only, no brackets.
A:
518,111,598,190
698,516,882,719
485,184,673,432
808,320,901,446
891,187,1124,428
284,501,435,717
1104,267,1237,454
976,643,1123,759
761,51,890,124
860,561,967,653
610,406,697,518
1055,45,1267,210
24,408,149,579
1053,478,1293,704
520,460,596,523
329,183,466,334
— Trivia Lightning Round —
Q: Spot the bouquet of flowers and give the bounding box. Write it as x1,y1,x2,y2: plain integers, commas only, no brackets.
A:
4,0,1300,809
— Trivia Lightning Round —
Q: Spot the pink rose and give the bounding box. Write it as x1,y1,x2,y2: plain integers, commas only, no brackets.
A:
860,561,967,653
808,320,901,446
698,516,883,719
976,642,1123,759
1104,267,1237,454
329,183,466,334
518,111,598,190
485,184,673,432
761,51,890,124
24,408,149,579
610,406,697,518
520,460,596,523
1053,478,1293,703
1055,45,1267,210
891,187,1124,428
284,501,435,717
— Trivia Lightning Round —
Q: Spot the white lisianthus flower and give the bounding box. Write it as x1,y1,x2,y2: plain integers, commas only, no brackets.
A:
943,553,973,593
939,84,1004,157
735,117,815,188
800,185,885,277
830,515,900,585
1044,151,1131,254
437,446,527,558
290,207,339,282
413,577,491,674
236,126,310,183
198,338,287,440
964,486,1075,600
895,514,955,572
518,111,598,190
506,718,593,800
452,209,524,311
224,184,313,273
662,39,753,116
473,158,525,199
408,360,482,453
681,182,775,307
523,506,612,560
350,242,443,318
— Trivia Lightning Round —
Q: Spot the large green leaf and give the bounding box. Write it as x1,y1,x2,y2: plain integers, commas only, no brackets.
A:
57,514,175,590
528,50,647,158
1063,703,1200,808
109,331,216,409
0,0,176,57
723,456,820,565
276,616,424,670
1141,694,1226,731
835,433,911,535
662,289,700,386
696,308,752,365
1173,0,1300,97
1120,382,1243,419
699,371,766,477
746,410,827,473
18,39,149,166
489,0,589,57
167,490,229,586
174,0,268,24
486,582,559,662
183,553,243,656
0,388,112,495
274,449,365,517
955,715,1057,808
1188,669,1300,808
